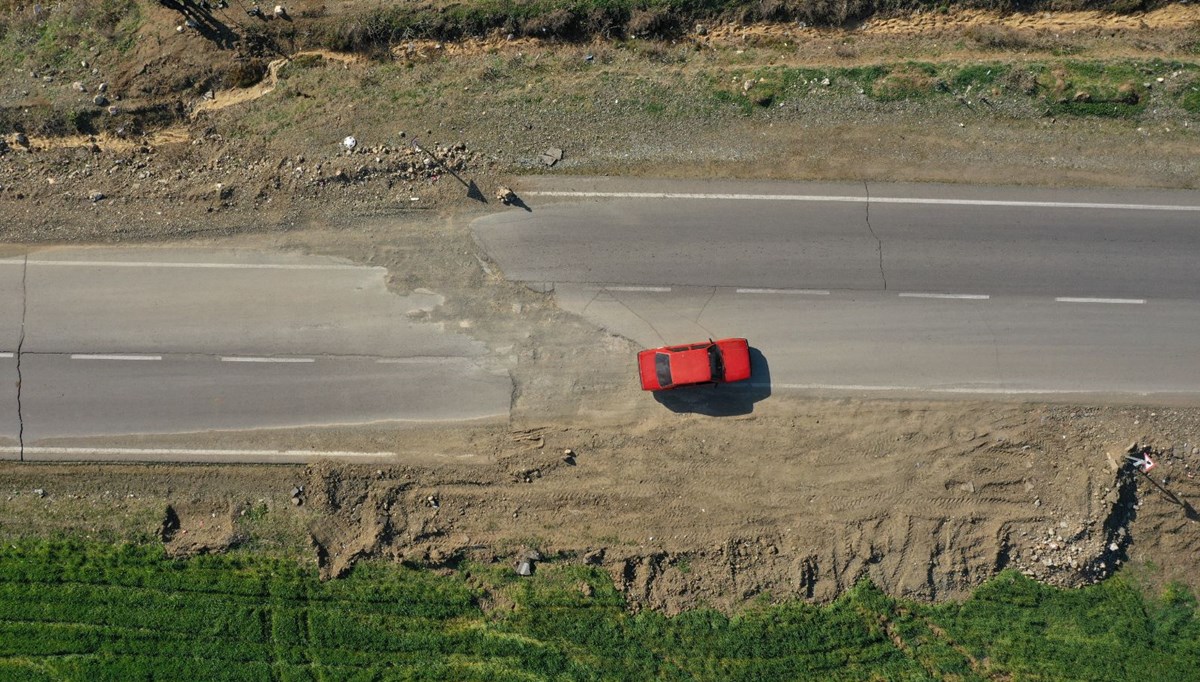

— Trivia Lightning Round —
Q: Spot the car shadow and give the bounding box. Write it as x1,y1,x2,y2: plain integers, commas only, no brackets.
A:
652,348,772,416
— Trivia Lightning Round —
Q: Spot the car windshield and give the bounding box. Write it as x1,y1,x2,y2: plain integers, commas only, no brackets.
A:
707,345,724,381
655,352,672,388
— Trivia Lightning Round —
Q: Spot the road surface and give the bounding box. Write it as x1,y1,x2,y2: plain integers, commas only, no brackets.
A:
474,178,1200,400
0,248,512,459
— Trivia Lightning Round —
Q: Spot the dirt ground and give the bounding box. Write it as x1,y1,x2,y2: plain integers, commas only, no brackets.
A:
2,401,1198,613
1,2,1199,612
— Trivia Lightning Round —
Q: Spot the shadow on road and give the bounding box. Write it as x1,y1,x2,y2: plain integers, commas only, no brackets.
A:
652,348,772,416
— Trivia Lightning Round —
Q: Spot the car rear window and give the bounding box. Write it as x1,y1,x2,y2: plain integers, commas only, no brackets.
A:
655,352,672,388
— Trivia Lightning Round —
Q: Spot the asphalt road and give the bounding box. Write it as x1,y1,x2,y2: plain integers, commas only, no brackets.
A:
0,248,511,452
475,178,1200,400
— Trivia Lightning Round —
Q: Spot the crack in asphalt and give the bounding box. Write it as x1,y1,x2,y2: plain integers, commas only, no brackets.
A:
692,287,719,339
16,254,27,461
864,181,887,290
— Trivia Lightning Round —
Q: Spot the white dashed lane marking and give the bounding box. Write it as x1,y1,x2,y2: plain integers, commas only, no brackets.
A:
70,354,162,361
221,356,315,363
1055,297,1146,305
604,285,672,292
736,288,830,295
899,293,990,300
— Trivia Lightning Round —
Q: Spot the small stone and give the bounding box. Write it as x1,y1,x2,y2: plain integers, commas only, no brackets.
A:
33,488,45,498
93,94,108,106
72,81,86,92
87,191,105,202
98,82,108,93
1109,542,1119,552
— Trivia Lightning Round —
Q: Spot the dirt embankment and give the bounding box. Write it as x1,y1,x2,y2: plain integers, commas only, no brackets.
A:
5,403,1197,613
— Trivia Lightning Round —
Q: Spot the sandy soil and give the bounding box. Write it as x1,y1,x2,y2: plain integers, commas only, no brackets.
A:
2,400,1198,613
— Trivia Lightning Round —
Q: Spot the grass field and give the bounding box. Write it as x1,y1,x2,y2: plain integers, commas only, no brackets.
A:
0,541,1196,681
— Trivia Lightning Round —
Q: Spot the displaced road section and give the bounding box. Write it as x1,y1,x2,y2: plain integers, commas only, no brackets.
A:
475,179,1200,400
0,248,511,449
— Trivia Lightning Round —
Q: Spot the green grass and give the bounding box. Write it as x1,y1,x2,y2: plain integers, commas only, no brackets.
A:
0,0,140,69
0,540,1197,680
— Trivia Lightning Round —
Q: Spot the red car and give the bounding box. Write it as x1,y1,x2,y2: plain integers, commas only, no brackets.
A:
638,338,752,391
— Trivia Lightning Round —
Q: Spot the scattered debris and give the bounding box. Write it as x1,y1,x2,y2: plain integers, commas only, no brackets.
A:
515,548,543,576
540,147,564,167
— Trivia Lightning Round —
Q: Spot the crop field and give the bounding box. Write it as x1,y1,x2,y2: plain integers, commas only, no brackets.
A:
0,541,1197,681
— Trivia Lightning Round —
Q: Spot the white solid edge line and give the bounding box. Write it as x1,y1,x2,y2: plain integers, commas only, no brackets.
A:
0,352,12,358
1055,297,1146,304
605,285,672,292
0,446,392,457
70,354,162,361
758,382,1154,395
376,357,462,364
0,259,378,271
221,356,316,363
899,292,990,300
736,288,830,295
524,191,1200,212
